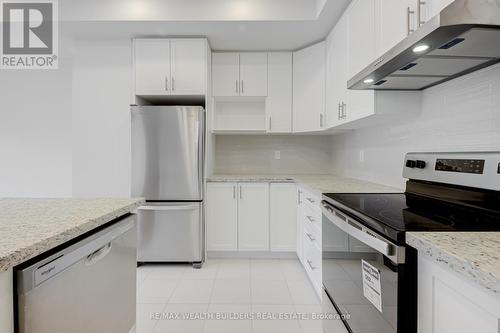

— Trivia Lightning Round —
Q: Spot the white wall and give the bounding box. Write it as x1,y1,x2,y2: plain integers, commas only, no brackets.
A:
71,39,133,197
214,135,333,175
0,54,73,197
329,63,500,189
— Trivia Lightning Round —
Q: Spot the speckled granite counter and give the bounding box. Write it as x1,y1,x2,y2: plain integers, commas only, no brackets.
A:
407,232,500,294
0,198,144,272
207,174,402,195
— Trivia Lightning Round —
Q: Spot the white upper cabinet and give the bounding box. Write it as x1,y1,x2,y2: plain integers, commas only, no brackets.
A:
134,39,171,96
212,52,267,97
238,183,270,251
269,183,297,252
134,38,206,97
325,14,349,129
348,0,377,79
377,0,415,56
293,41,326,133
239,53,268,97
266,52,293,133
212,53,240,97
170,39,206,95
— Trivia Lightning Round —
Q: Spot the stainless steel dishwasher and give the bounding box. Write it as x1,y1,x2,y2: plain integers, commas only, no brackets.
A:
16,215,137,333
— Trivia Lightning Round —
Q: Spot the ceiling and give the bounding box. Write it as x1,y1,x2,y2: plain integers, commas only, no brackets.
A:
61,0,351,50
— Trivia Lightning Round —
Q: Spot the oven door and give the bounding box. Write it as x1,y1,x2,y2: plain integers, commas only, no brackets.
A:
322,201,406,333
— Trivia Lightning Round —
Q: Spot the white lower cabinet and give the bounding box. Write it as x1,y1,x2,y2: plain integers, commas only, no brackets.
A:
418,255,500,333
206,182,297,253
238,183,270,251
270,183,297,251
297,185,323,298
206,183,238,251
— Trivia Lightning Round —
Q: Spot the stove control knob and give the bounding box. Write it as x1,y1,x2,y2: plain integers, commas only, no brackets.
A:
416,160,426,169
406,160,417,168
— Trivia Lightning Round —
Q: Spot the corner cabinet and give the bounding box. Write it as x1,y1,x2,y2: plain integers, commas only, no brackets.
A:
134,38,207,97
206,182,297,253
293,41,326,133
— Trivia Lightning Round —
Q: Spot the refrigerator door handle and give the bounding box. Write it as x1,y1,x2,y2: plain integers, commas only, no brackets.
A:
138,205,199,211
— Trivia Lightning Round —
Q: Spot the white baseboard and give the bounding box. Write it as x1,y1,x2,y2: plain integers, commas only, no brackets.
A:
207,251,298,259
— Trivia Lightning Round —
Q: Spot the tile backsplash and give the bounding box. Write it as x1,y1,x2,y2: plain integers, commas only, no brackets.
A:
329,63,500,189
215,135,333,174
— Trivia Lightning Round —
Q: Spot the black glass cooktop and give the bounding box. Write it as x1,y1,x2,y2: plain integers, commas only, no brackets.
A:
323,192,500,244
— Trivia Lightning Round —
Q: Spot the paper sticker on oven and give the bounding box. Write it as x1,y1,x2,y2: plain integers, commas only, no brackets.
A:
361,260,382,313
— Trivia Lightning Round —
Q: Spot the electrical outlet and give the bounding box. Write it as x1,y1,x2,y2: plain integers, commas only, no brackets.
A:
359,150,365,163
274,150,281,160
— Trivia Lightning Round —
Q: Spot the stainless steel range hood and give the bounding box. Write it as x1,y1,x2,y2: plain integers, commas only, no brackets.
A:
348,0,500,91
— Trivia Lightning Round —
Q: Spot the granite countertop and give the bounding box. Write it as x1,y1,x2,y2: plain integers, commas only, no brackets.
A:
0,198,144,272
207,174,402,195
407,232,500,294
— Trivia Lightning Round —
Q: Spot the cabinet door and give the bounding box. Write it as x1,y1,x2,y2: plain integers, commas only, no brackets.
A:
325,15,349,128
238,183,270,251
377,0,415,56
212,53,239,97
266,52,292,133
134,39,170,95
270,183,297,252
348,0,377,78
239,53,268,97
170,39,206,95
206,183,238,251
346,0,376,124
296,189,304,263
292,41,326,133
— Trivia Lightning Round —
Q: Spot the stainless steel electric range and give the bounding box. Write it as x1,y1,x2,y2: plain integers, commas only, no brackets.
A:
321,152,500,333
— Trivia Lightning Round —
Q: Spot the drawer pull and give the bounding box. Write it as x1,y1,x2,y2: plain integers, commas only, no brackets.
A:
306,197,316,204
307,260,316,270
306,216,315,223
306,233,316,242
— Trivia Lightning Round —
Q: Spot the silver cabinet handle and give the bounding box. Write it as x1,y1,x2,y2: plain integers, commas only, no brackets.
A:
407,6,415,35
306,197,315,204
417,0,426,27
241,80,244,94
338,103,342,120
172,76,175,92
341,102,347,119
297,190,302,204
236,80,239,94
306,233,316,241
307,260,316,270
233,185,236,199
320,114,324,127
306,216,315,223
268,117,272,131
165,76,169,91
239,185,242,199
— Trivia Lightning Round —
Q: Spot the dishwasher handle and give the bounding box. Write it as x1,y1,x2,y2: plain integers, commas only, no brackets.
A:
85,242,112,266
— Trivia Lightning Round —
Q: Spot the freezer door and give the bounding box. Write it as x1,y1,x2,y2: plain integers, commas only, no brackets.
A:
131,106,205,201
137,202,203,262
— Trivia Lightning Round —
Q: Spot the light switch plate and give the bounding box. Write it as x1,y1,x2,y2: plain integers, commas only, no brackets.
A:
274,150,281,160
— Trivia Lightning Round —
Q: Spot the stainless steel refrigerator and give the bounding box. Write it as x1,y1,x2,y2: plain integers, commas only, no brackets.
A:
131,106,205,267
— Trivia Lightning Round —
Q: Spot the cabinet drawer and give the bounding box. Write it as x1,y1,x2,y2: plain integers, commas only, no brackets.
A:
298,186,321,213
303,232,322,293
300,202,321,231
303,214,321,249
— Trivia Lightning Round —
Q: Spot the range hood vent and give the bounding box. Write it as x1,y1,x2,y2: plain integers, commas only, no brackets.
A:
348,0,500,91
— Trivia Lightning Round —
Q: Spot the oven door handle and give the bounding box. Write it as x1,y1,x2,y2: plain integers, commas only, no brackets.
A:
322,203,394,257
